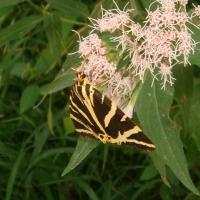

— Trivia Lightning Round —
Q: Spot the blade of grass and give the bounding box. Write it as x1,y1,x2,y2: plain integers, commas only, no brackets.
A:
5,148,25,200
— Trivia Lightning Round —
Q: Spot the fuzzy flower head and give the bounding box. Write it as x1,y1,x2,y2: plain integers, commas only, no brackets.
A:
159,63,175,89
145,8,189,29
78,33,103,57
194,5,200,18
177,30,196,65
77,33,116,85
157,0,188,10
157,0,176,12
79,54,116,85
90,5,131,33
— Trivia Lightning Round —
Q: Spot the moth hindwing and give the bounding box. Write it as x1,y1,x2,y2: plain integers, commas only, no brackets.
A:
69,74,155,151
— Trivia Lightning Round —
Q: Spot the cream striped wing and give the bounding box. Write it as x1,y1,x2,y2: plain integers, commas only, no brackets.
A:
69,74,155,151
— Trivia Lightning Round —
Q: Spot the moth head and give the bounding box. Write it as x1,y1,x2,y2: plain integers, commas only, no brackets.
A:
76,73,85,81
75,73,89,86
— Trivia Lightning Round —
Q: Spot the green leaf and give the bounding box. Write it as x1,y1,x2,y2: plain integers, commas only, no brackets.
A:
174,65,194,134
0,15,42,47
62,137,99,176
32,128,49,160
40,69,75,95
189,47,200,67
31,47,57,77
5,148,25,200
150,153,170,187
140,164,158,181
75,180,99,200
160,185,172,200
47,0,89,19
0,0,24,8
189,26,200,67
189,82,200,152
44,13,63,57
32,148,73,165
63,117,75,134
135,72,199,195
47,96,55,135
174,66,193,100
10,62,27,77
184,191,200,200
26,147,74,176
0,141,17,160
0,7,13,25
20,84,40,113
135,0,151,11
43,186,54,200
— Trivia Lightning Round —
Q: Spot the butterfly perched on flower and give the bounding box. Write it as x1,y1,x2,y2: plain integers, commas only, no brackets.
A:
69,73,155,151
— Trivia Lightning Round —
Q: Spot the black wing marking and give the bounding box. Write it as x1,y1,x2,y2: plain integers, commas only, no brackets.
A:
69,76,155,151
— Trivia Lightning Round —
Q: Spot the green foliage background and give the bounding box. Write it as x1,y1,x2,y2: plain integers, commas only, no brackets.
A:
0,0,200,199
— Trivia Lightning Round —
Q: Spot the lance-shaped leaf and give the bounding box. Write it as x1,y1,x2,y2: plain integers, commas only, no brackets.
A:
0,15,42,47
135,72,199,195
40,69,75,95
62,137,99,176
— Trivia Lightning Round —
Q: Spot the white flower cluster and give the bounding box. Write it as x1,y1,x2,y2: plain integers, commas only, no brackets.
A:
89,0,199,89
74,0,200,117
77,33,116,85
89,3,131,33
77,33,137,117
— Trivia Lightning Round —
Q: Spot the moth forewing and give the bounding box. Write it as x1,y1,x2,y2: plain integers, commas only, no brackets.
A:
69,74,155,152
